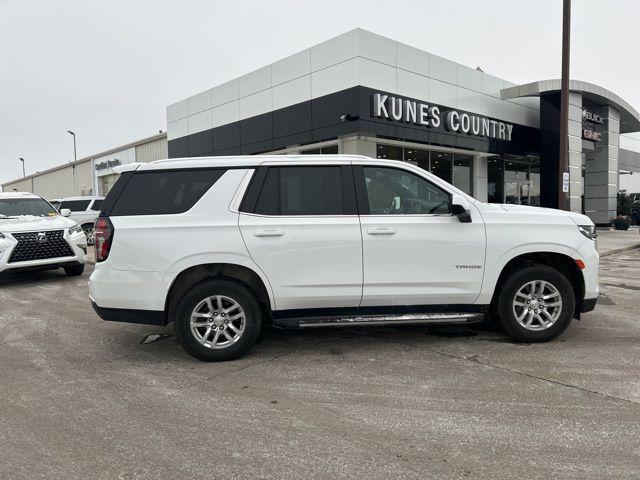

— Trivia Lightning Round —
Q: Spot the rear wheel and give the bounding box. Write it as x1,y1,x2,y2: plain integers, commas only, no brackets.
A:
497,265,575,342
174,279,262,361
64,263,85,276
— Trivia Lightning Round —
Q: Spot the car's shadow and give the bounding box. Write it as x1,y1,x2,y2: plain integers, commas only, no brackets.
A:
0,268,82,288
123,322,516,363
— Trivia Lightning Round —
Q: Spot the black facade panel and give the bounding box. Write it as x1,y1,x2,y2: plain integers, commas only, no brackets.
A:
169,86,542,165
168,137,189,158
212,123,241,151
188,130,213,156
273,102,312,138
241,112,273,144
312,87,360,129
241,139,275,155
213,145,242,156
273,131,314,151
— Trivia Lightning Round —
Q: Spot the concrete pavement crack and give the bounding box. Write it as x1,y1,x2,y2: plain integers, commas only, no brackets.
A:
431,347,640,407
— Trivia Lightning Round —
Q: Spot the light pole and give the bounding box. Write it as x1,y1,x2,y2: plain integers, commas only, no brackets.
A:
558,0,571,210
67,130,77,162
19,157,25,177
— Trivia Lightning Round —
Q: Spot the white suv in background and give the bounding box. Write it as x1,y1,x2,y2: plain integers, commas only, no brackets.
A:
52,196,104,245
89,155,599,361
0,192,87,276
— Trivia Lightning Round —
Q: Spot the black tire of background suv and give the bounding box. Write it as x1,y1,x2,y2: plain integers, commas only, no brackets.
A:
174,279,262,361
497,264,576,343
64,264,85,276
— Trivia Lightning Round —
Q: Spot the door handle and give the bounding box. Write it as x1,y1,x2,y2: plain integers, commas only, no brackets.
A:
254,229,284,237
367,227,396,235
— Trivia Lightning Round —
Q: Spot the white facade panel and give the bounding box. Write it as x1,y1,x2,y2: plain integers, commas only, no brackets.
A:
309,29,359,72
212,100,240,127
239,65,272,97
272,49,311,85
239,89,272,120
397,42,428,76
273,75,311,110
310,58,359,99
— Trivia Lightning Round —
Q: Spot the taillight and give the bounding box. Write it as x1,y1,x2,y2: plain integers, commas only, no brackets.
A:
94,217,114,262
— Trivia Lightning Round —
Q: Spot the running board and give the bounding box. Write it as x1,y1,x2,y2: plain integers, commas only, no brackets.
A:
273,312,484,329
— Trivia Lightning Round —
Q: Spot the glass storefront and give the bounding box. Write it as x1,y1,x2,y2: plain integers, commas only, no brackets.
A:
488,156,541,206
376,144,474,196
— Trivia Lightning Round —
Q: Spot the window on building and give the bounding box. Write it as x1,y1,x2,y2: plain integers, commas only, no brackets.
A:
110,169,225,216
254,166,344,215
362,166,450,215
59,200,91,212
376,144,403,161
300,145,339,155
404,148,429,170
430,152,453,184
453,155,473,195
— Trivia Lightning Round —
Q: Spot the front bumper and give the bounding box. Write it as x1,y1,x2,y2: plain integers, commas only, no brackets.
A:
0,230,87,274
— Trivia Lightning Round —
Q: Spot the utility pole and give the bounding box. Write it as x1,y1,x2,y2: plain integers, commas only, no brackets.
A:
558,0,571,210
67,130,77,162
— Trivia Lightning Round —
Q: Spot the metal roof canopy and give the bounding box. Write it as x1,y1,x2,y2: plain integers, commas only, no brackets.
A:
501,80,640,133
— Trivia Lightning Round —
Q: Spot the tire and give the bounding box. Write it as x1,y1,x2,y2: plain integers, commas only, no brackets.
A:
82,223,95,246
174,279,262,361
64,263,85,276
497,265,575,343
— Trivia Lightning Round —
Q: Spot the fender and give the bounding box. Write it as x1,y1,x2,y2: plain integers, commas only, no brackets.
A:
160,252,277,310
476,242,581,305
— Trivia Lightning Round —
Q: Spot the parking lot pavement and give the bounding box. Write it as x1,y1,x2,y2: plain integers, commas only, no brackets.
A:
1,256,639,480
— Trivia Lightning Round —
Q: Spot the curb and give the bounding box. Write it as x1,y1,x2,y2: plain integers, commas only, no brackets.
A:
599,243,640,257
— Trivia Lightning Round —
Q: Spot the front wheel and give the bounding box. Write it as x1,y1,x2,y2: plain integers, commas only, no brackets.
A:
82,223,95,246
174,279,262,361
497,265,575,342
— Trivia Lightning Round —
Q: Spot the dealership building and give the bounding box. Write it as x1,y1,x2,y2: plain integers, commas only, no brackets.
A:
167,28,640,225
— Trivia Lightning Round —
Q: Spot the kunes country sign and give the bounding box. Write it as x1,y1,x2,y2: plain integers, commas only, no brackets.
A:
372,92,514,142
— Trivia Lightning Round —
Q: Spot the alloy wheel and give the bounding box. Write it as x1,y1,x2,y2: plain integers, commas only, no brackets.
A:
190,295,246,349
512,280,563,331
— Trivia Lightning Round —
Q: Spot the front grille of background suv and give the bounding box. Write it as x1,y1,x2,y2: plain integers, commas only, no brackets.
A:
8,230,74,263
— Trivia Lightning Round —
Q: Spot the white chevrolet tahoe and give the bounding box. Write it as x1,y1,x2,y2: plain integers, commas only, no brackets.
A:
89,155,598,361
0,192,87,276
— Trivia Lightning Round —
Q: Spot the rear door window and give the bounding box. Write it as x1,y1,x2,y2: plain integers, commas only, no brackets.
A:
109,169,225,216
253,166,345,215
59,200,91,212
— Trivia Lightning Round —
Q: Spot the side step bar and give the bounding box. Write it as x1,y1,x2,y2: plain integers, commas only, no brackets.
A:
273,312,484,329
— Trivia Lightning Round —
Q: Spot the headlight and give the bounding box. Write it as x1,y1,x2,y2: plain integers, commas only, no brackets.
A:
69,224,83,235
578,225,597,240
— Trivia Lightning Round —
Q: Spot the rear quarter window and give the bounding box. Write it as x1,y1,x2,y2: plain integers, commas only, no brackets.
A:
109,169,225,216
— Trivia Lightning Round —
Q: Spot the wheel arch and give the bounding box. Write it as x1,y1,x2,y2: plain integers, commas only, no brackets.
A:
489,251,585,316
164,262,273,324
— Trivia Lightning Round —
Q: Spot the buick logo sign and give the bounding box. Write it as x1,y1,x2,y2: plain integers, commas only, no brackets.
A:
36,232,47,244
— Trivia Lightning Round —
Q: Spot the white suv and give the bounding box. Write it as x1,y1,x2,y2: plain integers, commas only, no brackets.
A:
89,155,599,361
0,192,87,276
53,196,104,245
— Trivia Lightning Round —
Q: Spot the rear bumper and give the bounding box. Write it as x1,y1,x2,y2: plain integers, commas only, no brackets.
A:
91,300,166,326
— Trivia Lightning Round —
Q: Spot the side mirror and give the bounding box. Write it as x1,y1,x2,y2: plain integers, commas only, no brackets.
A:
451,195,472,223
60,208,71,217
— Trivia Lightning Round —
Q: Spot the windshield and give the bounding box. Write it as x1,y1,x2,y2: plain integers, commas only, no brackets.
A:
0,198,58,217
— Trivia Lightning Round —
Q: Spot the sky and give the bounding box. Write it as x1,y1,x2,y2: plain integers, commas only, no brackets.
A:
1,0,639,185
